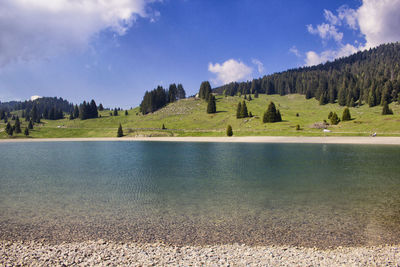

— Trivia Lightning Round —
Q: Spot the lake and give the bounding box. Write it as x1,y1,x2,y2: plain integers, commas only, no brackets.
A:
0,141,399,248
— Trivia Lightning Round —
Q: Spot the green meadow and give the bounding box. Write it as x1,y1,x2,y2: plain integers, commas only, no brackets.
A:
1,94,400,138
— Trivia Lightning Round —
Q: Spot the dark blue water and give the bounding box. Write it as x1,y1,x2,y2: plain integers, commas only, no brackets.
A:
0,141,399,247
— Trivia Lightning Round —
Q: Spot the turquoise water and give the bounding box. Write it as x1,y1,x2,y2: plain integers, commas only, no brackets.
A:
0,141,399,247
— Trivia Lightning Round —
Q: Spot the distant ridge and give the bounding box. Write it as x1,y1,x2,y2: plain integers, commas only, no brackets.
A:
0,96,73,114
214,42,400,107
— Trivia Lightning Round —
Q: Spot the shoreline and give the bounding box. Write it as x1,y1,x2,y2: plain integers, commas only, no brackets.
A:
1,136,400,145
1,240,399,266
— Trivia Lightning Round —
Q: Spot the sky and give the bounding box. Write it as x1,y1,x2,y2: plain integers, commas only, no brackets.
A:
1,0,400,108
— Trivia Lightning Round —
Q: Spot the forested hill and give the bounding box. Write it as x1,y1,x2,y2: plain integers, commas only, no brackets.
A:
214,42,400,107
0,97,73,113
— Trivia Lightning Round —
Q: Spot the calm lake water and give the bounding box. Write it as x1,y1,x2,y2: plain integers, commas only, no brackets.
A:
0,141,399,247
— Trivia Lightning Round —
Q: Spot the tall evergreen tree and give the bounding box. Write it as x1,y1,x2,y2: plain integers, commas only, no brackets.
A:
236,102,242,118
125,110,128,116
117,124,123,137
28,120,33,129
177,84,186,99
5,122,12,136
113,108,118,116
89,100,98,118
98,103,104,111
30,104,40,123
168,84,178,103
199,81,212,100
342,108,351,121
240,101,248,118
73,105,79,119
24,127,29,136
14,117,21,133
207,95,217,114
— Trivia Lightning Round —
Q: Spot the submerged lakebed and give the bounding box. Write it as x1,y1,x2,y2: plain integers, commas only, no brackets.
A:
0,141,399,248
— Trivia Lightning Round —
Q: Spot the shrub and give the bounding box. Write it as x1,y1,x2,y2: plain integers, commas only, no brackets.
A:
226,125,233,136
342,108,351,121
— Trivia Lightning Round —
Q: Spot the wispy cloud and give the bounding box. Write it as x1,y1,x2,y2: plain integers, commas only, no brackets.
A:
0,0,159,67
251,59,265,74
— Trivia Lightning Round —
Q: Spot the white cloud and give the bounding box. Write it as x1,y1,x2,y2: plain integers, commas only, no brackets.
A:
30,95,42,101
305,44,360,66
0,0,158,67
307,23,343,43
208,59,253,85
324,9,340,25
289,46,301,57
337,6,358,30
358,0,400,48
251,59,265,74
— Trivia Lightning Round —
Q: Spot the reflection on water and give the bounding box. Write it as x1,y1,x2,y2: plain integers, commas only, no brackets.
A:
0,142,399,247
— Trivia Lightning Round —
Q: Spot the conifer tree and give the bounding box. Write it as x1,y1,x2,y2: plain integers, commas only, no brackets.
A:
342,108,352,121
328,111,333,120
30,104,40,123
73,105,79,119
117,124,123,137
263,102,281,123
382,101,393,115
113,108,118,116
338,88,346,106
168,84,178,103
236,102,242,118
199,81,212,100
89,100,98,118
28,120,33,129
330,112,340,125
125,110,128,116
69,111,74,120
207,95,216,113
248,94,252,101
98,103,104,111
226,125,233,136
240,101,248,118
249,111,253,117
296,124,301,131
5,122,11,135
24,127,29,136
14,117,21,133
177,84,186,99
254,91,259,98
162,123,166,129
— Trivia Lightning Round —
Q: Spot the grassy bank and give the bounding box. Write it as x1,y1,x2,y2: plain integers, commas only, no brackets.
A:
1,94,400,138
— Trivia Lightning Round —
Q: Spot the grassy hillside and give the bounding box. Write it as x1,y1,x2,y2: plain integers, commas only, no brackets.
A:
1,94,400,138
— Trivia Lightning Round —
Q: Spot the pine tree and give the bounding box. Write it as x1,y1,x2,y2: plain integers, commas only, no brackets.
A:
5,122,11,135
338,88,346,106
249,112,253,117
162,123,166,130
207,95,216,114
89,100,98,118
30,104,40,123
254,91,259,98
177,84,186,99
244,94,247,100
117,124,123,137
248,95,252,101
236,102,242,118
168,84,178,103
330,112,340,125
240,101,248,118
73,105,79,119
125,110,128,116
14,117,21,133
328,111,333,119
199,81,212,100
113,108,118,116
342,108,351,121
24,127,29,136
263,102,281,123
226,125,233,136
382,101,393,115
28,120,33,129
296,124,301,131
98,103,104,111
69,111,74,120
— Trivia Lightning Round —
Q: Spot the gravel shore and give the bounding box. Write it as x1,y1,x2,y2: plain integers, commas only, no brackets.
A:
1,240,399,266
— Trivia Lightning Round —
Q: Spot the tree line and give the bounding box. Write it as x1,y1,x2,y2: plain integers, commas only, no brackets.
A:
140,84,186,114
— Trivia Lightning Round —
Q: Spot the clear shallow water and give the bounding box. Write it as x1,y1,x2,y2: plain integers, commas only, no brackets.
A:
0,141,399,247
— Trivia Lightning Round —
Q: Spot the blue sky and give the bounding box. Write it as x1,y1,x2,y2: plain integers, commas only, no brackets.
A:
0,0,399,108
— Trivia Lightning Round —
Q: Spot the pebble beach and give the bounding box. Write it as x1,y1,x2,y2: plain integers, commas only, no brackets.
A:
1,240,399,266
